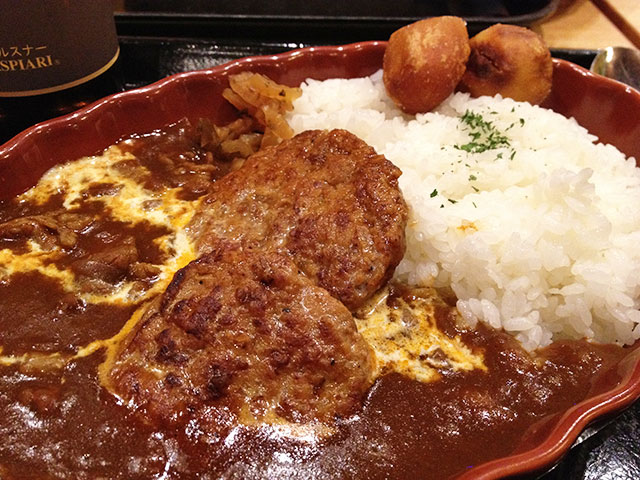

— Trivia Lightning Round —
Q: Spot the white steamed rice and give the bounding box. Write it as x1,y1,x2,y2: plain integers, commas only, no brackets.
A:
286,70,640,350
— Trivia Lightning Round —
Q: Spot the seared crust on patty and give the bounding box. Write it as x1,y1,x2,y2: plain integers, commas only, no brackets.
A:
108,243,375,431
107,129,406,433
189,129,408,311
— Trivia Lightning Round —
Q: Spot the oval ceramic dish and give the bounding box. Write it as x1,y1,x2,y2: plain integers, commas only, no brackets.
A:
1,41,639,479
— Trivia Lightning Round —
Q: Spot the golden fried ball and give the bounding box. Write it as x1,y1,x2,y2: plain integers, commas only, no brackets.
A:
458,24,553,105
383,16,470,114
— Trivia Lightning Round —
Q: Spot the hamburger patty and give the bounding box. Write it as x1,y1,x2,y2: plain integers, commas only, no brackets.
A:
107,129,406,431
107,243,375,432
189,129,408,311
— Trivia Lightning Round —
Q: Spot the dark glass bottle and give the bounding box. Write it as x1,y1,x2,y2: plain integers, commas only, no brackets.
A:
0,0,122,144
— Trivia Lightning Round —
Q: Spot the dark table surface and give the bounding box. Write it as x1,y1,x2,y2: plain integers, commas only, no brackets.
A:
115,0,559,42
540,399,640,479
115,35,640,480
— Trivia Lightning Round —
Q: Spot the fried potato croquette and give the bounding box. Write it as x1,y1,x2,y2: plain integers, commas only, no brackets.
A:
383,16,470,114
459,24,552,105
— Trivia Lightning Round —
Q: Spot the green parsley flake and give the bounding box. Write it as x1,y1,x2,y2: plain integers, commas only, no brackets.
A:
454,110,511,154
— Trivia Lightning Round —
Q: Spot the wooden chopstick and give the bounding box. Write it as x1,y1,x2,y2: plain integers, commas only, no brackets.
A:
589,0,640,49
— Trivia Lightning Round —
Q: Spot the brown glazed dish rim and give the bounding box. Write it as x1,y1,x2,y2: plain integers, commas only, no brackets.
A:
1,41,640,479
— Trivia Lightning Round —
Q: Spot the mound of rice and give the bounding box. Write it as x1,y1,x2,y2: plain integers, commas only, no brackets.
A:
286,70,640,350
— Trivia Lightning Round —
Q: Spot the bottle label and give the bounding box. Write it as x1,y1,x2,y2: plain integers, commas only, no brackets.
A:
0,0,119,97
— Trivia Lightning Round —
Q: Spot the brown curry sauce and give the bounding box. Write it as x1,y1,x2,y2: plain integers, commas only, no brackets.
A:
0,123,630,480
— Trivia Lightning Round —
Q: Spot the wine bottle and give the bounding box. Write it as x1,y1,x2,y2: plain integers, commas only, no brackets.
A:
0,0,122,144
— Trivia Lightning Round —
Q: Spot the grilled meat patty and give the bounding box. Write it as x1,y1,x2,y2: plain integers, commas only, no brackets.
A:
189,129,407,311
107,129,406,431
108,243,375,433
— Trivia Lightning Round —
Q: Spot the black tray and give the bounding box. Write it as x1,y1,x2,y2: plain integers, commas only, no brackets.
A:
115,0,559,42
